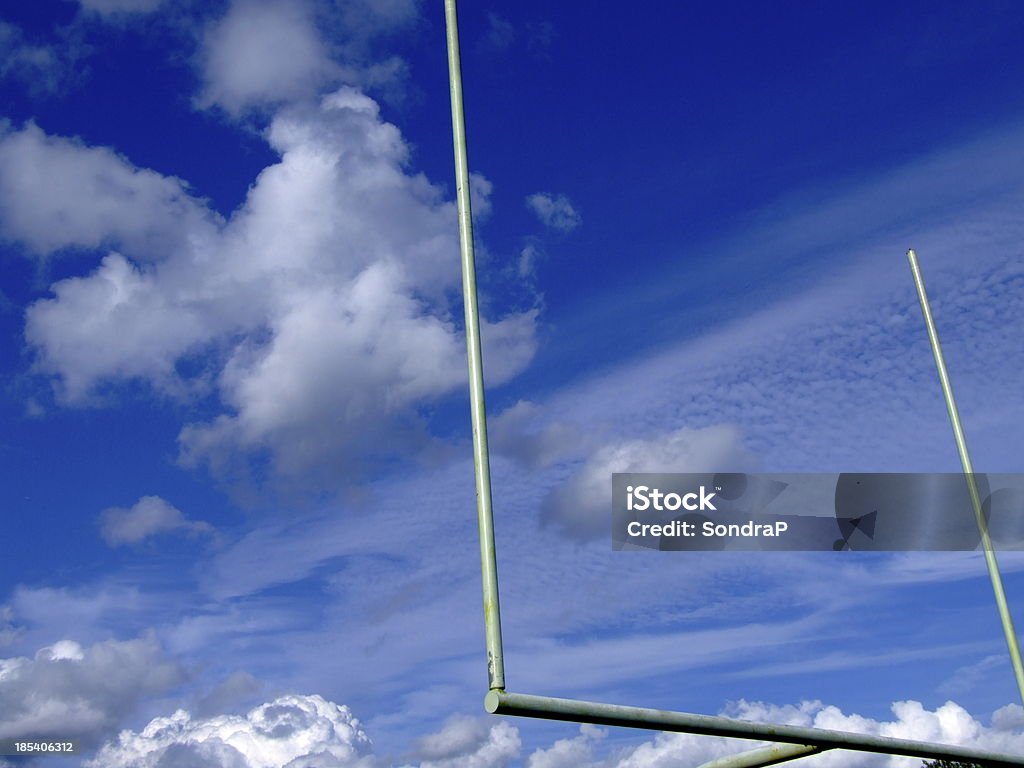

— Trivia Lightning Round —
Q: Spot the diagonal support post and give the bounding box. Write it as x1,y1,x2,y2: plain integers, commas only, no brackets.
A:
694,744,825,768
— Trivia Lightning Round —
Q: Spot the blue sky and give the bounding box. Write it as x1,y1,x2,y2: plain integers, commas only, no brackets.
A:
3,1,1024,766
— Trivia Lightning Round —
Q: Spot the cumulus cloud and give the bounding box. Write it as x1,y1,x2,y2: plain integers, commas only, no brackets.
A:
511,699,1024,768
25,252,219,399
99,495,214,547
542,424,753,539
603,699,1024,768
198,0,340,116
0,635,183,745
526,192,581,232
405,715,520,768
10,88,535,485
0,122,220,259
87,694,373,768
195,0,418,115
116,697,1015,768
526,724,605,768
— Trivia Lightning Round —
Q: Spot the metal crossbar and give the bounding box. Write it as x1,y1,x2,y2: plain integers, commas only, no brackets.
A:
485,691,1022,767
443,2,1024,765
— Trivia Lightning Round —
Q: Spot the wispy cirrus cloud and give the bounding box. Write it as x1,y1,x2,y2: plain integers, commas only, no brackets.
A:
0,21,85,96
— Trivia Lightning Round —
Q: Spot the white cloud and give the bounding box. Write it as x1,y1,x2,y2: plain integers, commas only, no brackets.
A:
412,715,489,760
938,654,1007,697
177,262,467,478
36,639,86,661
1,584,154,653
22,114,1016,764
99,495,215,547
195,0,421,113
526,724,605,768
542,424,753,539
198,0,341,115
469,171,493,221
602,700,1024,768
489,399,581,469
26,252,214,400
0,122,221,259
507,187,1024,491
87,694,374,768
0,635,183,745
10,88,536,484
517,241,541,279
405,715,520,768
337,55,412,108
526,192,581,232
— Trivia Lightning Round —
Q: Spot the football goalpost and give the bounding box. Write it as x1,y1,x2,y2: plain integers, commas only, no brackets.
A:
443,2,1024,765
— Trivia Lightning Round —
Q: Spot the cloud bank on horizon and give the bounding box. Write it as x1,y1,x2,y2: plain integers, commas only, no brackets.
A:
45,680,1024,768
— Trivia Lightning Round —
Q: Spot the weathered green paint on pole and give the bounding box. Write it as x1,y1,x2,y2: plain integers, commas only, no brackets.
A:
907,248,1024,705
444,0,505,691
695,743,824,768
485,690,1024,767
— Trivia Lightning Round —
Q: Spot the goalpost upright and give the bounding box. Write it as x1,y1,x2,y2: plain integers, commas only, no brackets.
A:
443,3,1024,765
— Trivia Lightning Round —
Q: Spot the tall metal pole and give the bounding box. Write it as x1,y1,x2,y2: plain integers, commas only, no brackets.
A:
907,248,1024,705
444,0,505,691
